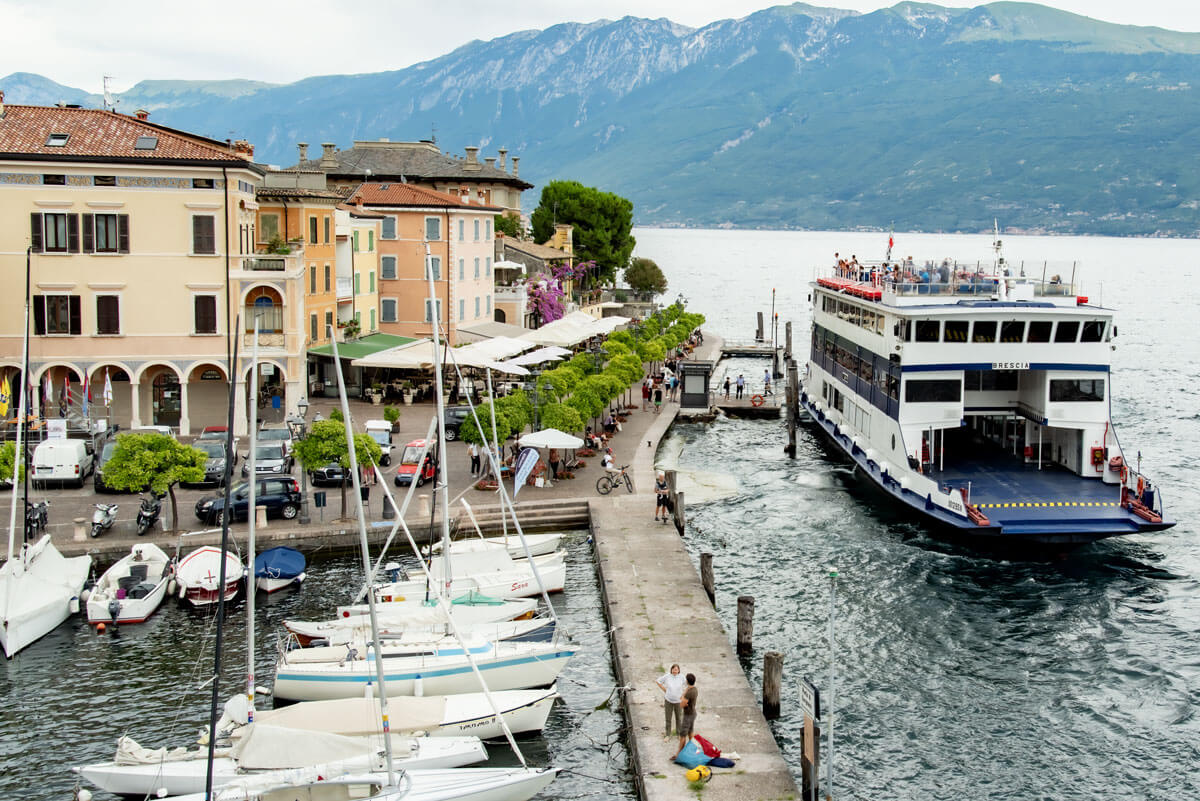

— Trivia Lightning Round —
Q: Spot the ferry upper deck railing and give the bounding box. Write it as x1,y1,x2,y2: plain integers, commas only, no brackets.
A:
818,260,1081,300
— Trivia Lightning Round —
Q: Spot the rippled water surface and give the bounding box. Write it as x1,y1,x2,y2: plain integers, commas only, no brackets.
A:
640,229,1200,800
0,534,631,801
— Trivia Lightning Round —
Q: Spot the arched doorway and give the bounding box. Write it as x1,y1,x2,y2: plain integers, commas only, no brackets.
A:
245,286,284,348
244,361,287,426
152,371,181,428
187,363,229,431
494,308,507,323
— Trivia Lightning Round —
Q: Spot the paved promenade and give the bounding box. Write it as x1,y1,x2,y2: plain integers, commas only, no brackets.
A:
591,335,798,801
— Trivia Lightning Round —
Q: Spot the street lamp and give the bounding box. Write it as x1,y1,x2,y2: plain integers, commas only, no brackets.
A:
288,398,311,524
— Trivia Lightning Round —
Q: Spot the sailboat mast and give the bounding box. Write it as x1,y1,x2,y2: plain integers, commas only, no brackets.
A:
328,328,397,783
205,317,241,801
245,318,260,723
424,241,454,589
5,248,32,615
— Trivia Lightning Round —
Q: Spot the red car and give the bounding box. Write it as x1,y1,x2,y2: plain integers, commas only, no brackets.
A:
393,439,439,487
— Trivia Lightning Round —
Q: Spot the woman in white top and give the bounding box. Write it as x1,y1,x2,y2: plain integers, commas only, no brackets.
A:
656,663,687,736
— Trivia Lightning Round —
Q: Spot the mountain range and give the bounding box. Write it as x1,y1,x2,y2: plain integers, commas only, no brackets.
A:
6,2,1200,236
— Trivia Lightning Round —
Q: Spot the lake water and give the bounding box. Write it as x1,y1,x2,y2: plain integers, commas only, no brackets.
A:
636,228,1200,800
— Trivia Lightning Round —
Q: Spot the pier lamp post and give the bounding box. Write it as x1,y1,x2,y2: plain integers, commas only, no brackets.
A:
287,398,311,524
524,368,542,432
826,566,839,801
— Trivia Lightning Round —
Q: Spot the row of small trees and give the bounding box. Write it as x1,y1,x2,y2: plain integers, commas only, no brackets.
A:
459,305,705,447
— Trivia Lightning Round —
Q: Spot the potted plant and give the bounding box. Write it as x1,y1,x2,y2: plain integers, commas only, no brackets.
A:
401,381,415,406
383,405,401,432
369,382,384,405
343,318,361,340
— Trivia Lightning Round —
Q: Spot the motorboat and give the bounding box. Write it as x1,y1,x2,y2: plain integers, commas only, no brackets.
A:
253,546,305,593
431,532,564,559
0,534,91,657
176,545,242,606
85,542,173,627
283,613,556,649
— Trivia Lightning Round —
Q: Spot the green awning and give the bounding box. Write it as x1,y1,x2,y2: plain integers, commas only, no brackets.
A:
308,333,416,360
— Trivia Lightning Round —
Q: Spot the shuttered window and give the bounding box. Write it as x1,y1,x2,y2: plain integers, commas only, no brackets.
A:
30,213,79,253
96,295,120,335
194,295,218,334
381,216,397,239
381,256,397,280
80,213,129,253
32,295,81,335
381,299,397,322
192,216,216,254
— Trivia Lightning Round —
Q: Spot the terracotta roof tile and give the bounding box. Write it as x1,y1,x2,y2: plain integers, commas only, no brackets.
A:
255,186,345,201
295,143,532,189
349,181,502,211
0,104,253,164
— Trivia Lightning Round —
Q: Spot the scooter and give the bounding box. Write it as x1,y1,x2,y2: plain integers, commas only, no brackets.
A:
136,494,162,536
25,500,49,538
91,503,118,538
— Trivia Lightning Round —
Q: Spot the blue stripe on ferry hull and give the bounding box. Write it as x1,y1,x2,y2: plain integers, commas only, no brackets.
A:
797,393,1170,545
277,651,577,683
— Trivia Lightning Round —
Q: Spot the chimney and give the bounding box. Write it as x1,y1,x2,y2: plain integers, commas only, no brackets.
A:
320,142,338,169
297,142,309,162
485,157,496,168
511,156,520,177
464,146,481,171
134,109,149,121
497,147,507,170
232,139,254,158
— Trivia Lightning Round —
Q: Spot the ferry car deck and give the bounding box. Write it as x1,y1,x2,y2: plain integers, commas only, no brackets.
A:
800,256,1173,545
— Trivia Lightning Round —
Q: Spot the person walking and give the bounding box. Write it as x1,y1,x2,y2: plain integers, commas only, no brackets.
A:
672,673,699,759
735,374,745,399
641,380,650,411
763,368,772,396
653,383,664,413
656,664,686,736
655,471,670,522
468,441,481,476
548,447,560,480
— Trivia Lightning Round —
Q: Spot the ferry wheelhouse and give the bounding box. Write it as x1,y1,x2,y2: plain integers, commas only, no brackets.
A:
801,253,1172,545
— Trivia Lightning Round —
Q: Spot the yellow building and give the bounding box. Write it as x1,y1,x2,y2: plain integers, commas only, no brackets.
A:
0,98,268,434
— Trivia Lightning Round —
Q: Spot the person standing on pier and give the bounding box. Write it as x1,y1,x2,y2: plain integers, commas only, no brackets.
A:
763,368,772,395
672,673,699,759
468,441,481,476
642,379,651,411
655,471,670,522
723,376,731,399
656,663,686,736
735,374,745,399
653,383,664,412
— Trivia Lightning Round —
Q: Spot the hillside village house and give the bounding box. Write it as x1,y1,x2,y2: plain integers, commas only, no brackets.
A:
0,96,283,436
348,182,501,346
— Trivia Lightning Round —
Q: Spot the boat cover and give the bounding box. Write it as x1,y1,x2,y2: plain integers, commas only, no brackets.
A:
254,546,306,580
114,735,223,765
229,724,384,770
255,697,447,737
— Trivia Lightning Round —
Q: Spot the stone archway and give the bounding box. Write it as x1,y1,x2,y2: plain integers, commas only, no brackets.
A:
86,363,134,430
186,362,230,432
133,363,183,432
242,359,288,427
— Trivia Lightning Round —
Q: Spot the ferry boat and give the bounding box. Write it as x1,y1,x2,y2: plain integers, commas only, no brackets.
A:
800,237,1173,545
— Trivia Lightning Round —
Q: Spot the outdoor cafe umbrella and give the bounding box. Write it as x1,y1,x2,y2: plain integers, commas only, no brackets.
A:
518,428,585,449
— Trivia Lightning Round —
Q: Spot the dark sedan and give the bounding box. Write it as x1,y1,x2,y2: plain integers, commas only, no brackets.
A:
194,477,302,525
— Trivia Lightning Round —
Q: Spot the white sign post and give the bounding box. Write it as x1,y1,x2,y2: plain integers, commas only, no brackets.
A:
46,419,67,440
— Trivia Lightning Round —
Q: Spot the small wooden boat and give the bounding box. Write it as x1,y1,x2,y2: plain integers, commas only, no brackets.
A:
176,545,242,606
86,543,173,627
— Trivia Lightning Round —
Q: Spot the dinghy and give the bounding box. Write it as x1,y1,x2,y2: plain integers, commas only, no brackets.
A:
176,545,242,606
86,542,173,627
253,546,305,593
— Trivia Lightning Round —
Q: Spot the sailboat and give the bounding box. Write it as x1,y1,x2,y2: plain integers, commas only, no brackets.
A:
1,258,91,657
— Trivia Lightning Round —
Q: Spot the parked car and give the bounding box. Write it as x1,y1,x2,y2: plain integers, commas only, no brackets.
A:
93,440,118,493
309,462,350,487
258,426,294,457
198,425,228,440
128,425,175,438
187,440,234,487
241,442,293,477
443,406,472,440
394,439,439,487
32,439,94,488
365,420,393,466
194,477,302,525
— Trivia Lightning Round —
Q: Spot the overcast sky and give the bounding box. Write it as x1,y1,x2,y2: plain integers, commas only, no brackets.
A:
4,0,1199,94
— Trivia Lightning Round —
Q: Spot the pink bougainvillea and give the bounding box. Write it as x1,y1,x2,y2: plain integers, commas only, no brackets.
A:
528,260,595,324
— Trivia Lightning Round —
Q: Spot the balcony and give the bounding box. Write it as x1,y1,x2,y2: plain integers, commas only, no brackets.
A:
242,257,288,271
337,277,353,300
494,284,527,302
232,253,302,278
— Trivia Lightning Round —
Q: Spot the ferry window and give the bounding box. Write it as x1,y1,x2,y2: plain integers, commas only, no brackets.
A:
905,379,961,403
863,309,875,330
1054,321,1080,343
1050,378,1104,402
1000,321,1025,343
887,375,900,401
1080,321,1105,342
972,321,997,343
1027,320,1052,342
966,370,1018,391
944,321,968,342
858,359,873,382
915,320,940,342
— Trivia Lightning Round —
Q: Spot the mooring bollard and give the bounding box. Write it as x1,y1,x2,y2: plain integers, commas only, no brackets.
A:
700,552,715,606
673,490,686,535
737,595,755,655
763,650,784,719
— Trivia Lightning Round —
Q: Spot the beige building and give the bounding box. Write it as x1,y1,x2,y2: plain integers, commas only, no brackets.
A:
0,97,274,435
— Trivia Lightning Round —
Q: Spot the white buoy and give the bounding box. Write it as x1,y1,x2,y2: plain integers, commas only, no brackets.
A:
166,578,177,596
255,685,272,697
75,788,92,801
413,675,424,697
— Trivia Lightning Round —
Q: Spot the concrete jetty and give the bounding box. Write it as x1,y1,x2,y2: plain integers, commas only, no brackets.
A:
591,337,798,801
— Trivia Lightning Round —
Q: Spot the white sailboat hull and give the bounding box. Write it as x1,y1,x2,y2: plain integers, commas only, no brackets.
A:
74,734,486,797
1,535,91,657
432,533,563,558
373,559,566,603
252,687,559,740
273,641,575,702
331,598,538,629
255,572,304,593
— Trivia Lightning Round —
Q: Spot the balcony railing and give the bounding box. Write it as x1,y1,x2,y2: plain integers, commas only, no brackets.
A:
337,277,353,299
494,285,527,302
242,257,288,271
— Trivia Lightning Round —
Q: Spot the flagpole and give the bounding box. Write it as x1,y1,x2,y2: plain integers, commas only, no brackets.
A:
22,246,32,542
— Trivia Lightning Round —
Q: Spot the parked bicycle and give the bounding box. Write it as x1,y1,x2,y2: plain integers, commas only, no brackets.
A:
596,465,634,495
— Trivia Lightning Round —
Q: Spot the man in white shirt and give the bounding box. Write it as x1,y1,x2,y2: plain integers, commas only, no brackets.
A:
656,663,687,736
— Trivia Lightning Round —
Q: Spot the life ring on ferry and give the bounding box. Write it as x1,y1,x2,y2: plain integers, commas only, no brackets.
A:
750,394,765,407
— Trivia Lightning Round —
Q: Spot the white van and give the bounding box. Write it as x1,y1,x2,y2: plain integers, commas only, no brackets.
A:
365,420,394,466
32,439,95,488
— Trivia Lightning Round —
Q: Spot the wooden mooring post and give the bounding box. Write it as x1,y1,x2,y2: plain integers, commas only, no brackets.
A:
756,311,764,342
785,358,799,457
785,320,793,361
763,651,783,719
737,595,755,655
700,552,715,606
